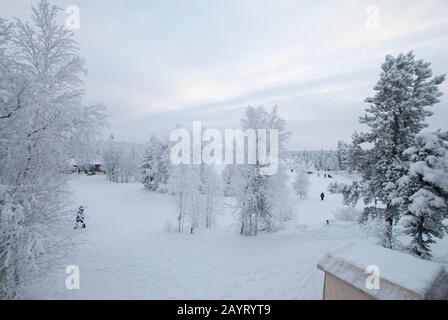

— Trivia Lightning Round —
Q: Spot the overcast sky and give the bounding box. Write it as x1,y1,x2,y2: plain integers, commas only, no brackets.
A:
1,0,448,149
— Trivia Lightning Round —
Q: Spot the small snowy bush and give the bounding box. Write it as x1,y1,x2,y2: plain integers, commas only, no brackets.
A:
334,206,361,222
157,183,168,194
164,220,175,233
360,216,386,240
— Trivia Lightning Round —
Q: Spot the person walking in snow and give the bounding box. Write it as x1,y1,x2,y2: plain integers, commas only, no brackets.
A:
320,192,325,201
74,206,86,229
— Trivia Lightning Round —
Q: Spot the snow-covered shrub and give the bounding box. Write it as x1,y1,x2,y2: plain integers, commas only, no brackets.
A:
360,215,386,241
393,130,448,259
293,169,310,199
157,183,168,194
359,207,385,224
164,220,175,233
334,206,361,222
328,181,362,206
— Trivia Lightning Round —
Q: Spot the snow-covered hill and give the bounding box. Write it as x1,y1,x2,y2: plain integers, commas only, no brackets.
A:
23,173,448,299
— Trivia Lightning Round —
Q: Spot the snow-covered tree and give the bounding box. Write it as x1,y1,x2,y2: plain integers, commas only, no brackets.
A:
393,131,448,259
233,106,292,236
140,135,170,192
222,165,236,196
287,149,339,172
293,169,310,199
336,140,349,171
102,134,120,182
167,136,221,233
168,163,200,233
102,135,142,183
238,164,271,235
332,52,445,248
0,1,106,298
122,141,143,182
199,164,221,229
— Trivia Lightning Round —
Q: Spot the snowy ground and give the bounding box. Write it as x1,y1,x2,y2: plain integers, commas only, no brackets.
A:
23,173,448,299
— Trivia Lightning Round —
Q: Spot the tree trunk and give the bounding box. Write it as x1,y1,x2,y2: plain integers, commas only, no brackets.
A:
178,191,183,233
254,215,258,236
383,205,394,248
414,217,425,258
249,214,253,236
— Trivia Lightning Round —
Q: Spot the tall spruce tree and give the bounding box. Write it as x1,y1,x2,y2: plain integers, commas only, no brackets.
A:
338,52,445,248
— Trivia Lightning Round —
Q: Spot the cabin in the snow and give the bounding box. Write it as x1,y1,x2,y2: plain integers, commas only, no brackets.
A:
68,159,104,174
317,242,448,300
92,161,103,173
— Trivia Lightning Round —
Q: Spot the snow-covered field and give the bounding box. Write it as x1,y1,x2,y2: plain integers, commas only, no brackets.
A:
23,173,448,299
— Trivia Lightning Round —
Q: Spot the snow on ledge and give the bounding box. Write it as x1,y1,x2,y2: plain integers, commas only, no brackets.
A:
317,241,448,300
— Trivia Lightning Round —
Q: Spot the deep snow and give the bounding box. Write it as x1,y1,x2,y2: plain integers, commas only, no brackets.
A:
23,173,448,299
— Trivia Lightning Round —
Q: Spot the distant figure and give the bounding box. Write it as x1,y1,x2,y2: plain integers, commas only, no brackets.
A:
291,169,294,173
320,192,325,201
326,220,330,225
74,206,86,229
318,173,320,177
324,174,327,178
190,227,194,234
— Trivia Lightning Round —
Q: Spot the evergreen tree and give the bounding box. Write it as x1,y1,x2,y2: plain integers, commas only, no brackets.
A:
239,164,271,236
222,165,236,196
74,206,86,229
103,134,120,182
394,131,448,259
140,135,170,192
336,140,349,170
335,52,445,248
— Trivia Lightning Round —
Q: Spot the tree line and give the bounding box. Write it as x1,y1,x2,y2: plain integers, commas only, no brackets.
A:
138,106,295,235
